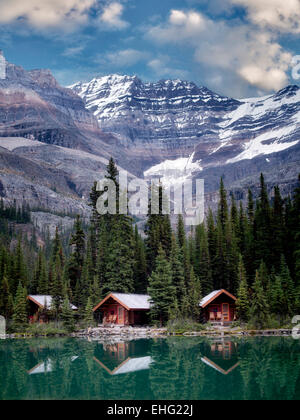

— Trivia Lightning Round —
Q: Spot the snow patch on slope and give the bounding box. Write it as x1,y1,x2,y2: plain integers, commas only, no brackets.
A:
227,126,299,163
144,153,202,187
0,137,44,151
221,87,300,129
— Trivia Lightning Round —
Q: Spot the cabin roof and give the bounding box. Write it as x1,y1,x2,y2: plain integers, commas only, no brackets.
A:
201,357,240,375
113,356,153,375
94,356,153,375
27,295,77,310
93,292,151,312
199,289,237,308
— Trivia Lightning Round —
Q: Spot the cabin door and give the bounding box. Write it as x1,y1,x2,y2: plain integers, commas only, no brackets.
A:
118,307,124,325
222,304,230,322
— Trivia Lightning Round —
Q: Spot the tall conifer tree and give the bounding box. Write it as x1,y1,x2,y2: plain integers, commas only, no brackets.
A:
148,245,176,326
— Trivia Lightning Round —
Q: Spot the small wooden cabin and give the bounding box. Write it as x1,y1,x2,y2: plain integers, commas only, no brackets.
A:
93,293,151,326
27,295,77,324
200,289,237,324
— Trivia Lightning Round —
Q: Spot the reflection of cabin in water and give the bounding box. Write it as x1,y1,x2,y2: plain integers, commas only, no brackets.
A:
200,290,237,325
27,295,77,324
201,340,239,375
28,356,79,375
93,293,151,326
93,340,153,375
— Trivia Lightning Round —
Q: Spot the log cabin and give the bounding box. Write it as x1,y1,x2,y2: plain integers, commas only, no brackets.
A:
93,293,151,326
27,295,77,324
200,289,237,325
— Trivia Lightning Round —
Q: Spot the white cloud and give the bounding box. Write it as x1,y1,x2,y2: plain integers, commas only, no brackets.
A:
97,49,149,67
0,0,96,30
231,0,300,33
147,9,207,44
146,9,292,93
147,56,190,80
0,0,129,32
194,23,292,91
99,2,129,30
62,45,85,57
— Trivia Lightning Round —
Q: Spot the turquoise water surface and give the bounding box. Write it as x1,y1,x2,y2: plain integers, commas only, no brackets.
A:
0,336,299,400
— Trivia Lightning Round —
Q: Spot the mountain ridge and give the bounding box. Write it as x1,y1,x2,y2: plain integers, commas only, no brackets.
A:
70,74,300,181
0,55,299,233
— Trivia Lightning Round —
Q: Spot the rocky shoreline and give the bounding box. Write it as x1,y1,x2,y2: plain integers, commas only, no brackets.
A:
73,326,168,340
72,326,296,340
3,327,297,339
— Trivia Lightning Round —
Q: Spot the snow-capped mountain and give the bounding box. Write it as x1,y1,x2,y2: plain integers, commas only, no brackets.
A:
70,76,300,187
70,75,239,158
0,53,299,228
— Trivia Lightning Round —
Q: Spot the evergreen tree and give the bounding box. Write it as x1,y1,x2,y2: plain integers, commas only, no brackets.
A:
279,255,295,317
0,275,14,319
247,188,254,223
254,174,272,267
177,215,186,249
271,186,285,270
89,277,102,307
249,268,270,329
214,216,227,290
187,267,202,320
236,256,250,322
148,245,176,326
12,239,27,294
83,297,95,327
104,214,135,294
68,215,85,293
207,209,217,287
170,234,185,304
133,226,147,293
96,219,108,291
269,274,284,318
194,224,213,296
238,202,247,256
61,298,75,332
51,227,64,266
224,219,239,294
218,178,228,232
182,240,191,289
230,194,240,242
51,254,64,319
12,283,28,329
33,249,47,294
145,183,172,272
257,261,269,291
75,259,91,309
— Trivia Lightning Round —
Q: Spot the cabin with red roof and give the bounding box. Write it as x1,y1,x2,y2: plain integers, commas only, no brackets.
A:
93,293,151,326
200,289,237,325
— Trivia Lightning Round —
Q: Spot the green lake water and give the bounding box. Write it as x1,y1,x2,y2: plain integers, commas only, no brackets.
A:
0,336,299,400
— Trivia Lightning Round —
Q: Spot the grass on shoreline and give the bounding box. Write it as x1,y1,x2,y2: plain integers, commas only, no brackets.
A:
8,322,69,337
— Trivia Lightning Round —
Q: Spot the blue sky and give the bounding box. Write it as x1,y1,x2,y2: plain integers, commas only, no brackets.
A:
0,0,299,97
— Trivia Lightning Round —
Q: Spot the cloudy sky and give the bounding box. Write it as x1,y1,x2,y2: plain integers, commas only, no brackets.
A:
0,0,299,97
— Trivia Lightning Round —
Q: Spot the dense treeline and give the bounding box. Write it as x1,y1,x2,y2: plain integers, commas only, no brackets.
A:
1,158,300,330
0,199,31,224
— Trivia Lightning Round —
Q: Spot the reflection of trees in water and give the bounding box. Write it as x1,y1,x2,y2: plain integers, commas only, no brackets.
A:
239,337,300,400
149,338,206,400
0,337,299,400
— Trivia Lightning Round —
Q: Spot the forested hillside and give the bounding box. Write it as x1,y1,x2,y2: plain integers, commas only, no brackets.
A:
1,159,299,331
